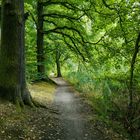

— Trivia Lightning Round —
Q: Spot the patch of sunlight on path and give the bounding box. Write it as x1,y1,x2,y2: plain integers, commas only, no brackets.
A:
28,82,56,104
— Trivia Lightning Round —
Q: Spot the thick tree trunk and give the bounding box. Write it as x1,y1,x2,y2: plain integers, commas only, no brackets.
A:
0,0,33,106
56,48,62,77
36,2,45,80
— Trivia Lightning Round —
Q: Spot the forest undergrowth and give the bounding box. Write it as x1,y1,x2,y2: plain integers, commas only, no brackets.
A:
65,68,140,140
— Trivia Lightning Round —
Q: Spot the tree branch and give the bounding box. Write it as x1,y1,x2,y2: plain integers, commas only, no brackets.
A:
42,1,82,11
28,11,38,28
43,13,84,21
102,0,116,10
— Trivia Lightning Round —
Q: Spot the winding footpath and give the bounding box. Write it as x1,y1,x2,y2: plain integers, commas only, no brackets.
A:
51,78,105,140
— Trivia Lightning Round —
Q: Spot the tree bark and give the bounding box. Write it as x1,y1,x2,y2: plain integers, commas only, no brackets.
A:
0,0,33,106
36,1,45,80
56,48,62,77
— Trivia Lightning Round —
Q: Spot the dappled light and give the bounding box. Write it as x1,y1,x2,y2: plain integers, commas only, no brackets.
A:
29,82,56,104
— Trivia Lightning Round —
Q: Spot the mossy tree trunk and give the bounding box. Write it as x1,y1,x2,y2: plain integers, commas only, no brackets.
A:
0,0,33,106
36,1,46,80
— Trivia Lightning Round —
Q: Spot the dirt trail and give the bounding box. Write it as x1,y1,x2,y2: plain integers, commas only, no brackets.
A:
51,77,105,140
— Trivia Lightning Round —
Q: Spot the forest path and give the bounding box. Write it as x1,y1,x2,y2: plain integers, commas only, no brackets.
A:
50,77,105,140
0,78,121,140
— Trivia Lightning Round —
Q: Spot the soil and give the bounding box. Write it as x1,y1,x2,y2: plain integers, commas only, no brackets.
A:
0,78,125,140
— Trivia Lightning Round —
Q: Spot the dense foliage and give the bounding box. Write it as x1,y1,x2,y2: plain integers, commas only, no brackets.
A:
0,0,139,139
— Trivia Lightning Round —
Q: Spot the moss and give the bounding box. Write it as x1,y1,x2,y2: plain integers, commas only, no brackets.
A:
0,118,5,125
15,100,22,113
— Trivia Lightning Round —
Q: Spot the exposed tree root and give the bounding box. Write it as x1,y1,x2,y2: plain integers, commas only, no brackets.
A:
33,100,60,114
0,85,59,115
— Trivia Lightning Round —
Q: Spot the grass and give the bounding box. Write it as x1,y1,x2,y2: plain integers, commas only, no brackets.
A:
28,81,56,105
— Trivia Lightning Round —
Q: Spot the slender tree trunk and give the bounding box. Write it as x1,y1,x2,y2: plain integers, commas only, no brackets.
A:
129,31,140,135
36,2,45,80
129,32,140,108
0,0,33,106
56,48,62,77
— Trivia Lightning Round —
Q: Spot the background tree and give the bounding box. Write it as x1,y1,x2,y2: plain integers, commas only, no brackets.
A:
36,1,46,80
33,0,92,79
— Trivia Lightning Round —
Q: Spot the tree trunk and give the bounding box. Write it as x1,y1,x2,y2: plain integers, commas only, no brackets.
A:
129,32,140,109
0,0,33,106
56,48,62,77
128,31,140,136
36,1,45,80
0,5,1,22
0,4,1,41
